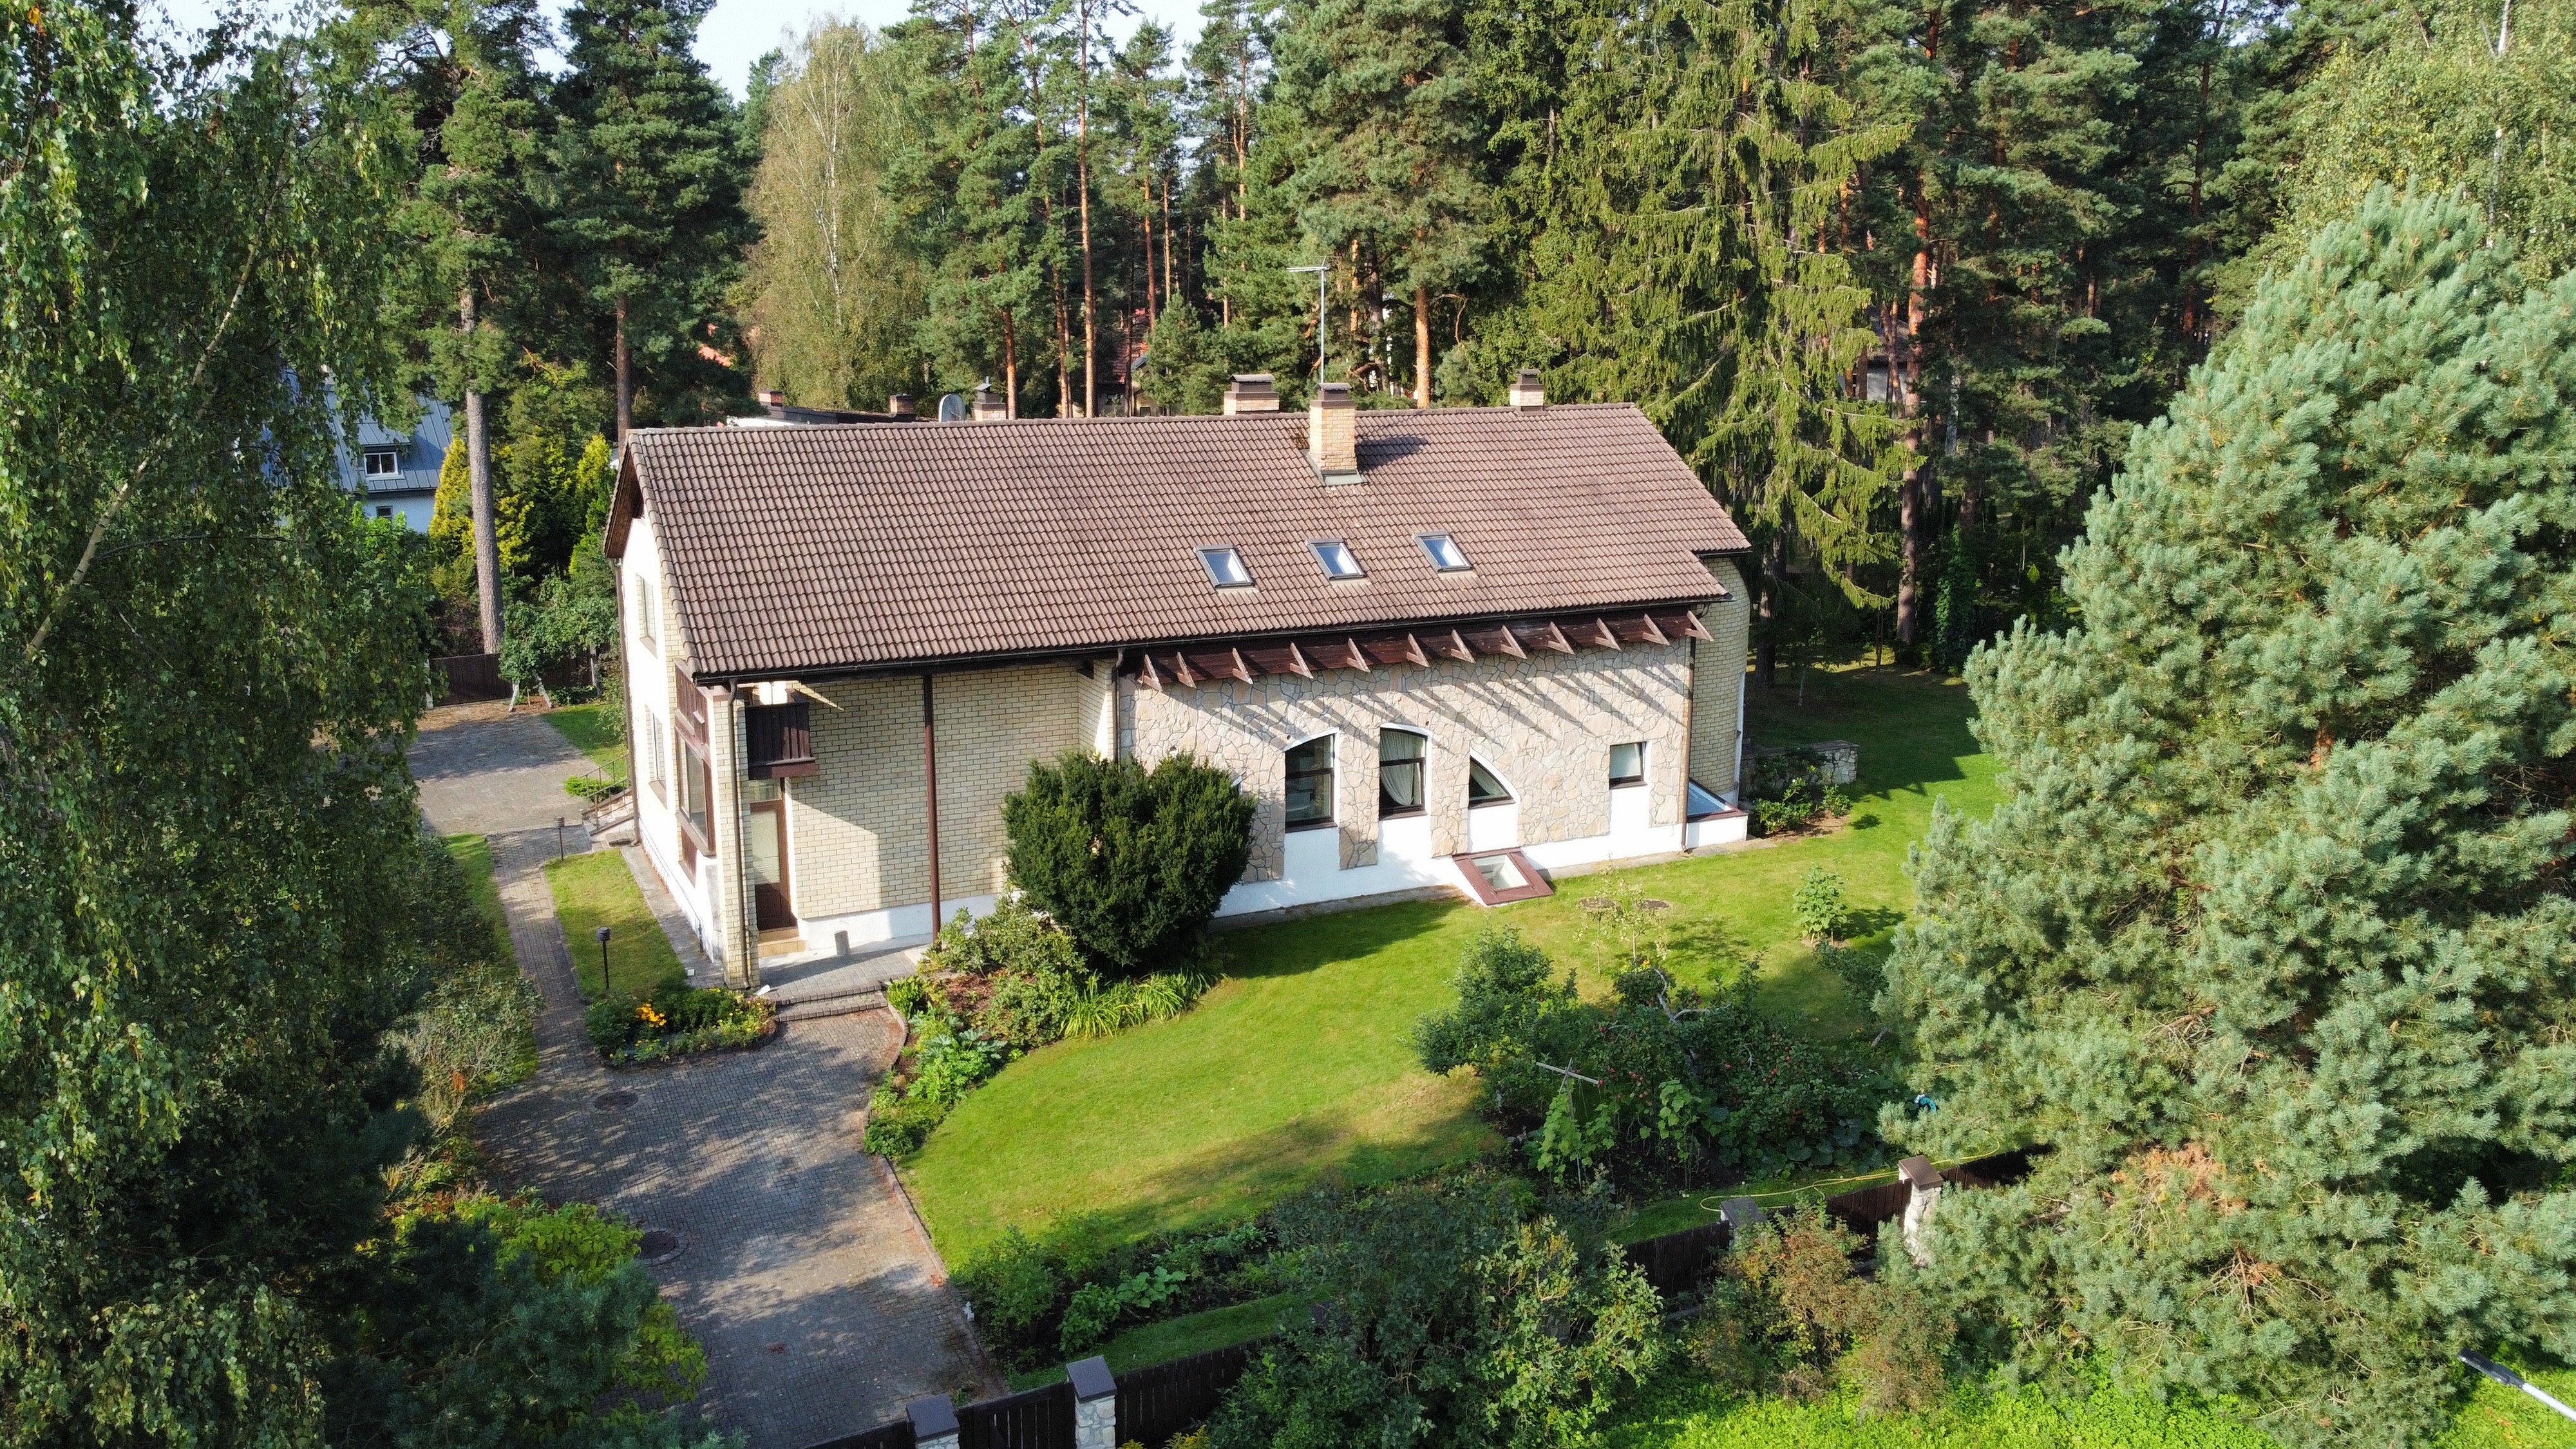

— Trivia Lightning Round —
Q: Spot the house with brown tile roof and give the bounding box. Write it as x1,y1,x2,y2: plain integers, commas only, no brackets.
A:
605,374,1754,987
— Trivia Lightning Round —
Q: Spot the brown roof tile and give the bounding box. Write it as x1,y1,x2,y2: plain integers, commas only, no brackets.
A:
612,403,1750,680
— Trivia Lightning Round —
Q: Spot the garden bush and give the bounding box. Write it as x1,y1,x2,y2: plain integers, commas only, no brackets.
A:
1414,929,1888,1186
952,1214,1275,1370
1790,867,1847,944
1208,1171,1663,1449
1745,748,1852,837
1688,1204,1951,1416
397,838,540,1134
1003,751,1253,973
583,984,774,1065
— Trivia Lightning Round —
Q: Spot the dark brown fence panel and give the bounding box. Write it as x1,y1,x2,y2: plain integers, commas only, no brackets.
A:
1822,1179,1911,1237
956,1381,1074,1449
801,1421,914,1449
433,652,507,703
1945,1147,2039,1191
1117,1338,1262,1446
1620,1219,1732,1297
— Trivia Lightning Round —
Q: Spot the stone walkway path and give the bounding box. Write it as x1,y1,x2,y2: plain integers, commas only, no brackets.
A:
412,705,994,1447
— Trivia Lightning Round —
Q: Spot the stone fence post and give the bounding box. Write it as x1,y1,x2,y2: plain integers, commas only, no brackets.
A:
905,1394,959,1449
1070,1356,1117,1448
1899,1155,1944,1266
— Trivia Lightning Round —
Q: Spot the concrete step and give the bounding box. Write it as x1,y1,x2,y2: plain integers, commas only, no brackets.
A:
774,986,889,1023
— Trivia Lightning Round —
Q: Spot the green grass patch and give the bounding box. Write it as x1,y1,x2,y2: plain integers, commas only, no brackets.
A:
442,833,511,963
907,664,1996,1262
1008,1292,1302,1390
542,702,628,780
1604,1359,2576,1448
543,851,684,1002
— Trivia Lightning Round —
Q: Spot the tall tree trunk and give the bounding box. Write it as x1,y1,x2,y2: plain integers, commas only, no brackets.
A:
1413,280,1430,408
1162,175,1175,308
1895,177,1932,646
1002,308,1018,417
1077,0,1096,418
613,294,632,440
461,290,502,655
1054,262,1072,415
1756,533,1785,689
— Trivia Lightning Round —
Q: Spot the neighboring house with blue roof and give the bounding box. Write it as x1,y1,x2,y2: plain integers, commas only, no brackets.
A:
339,397,452,532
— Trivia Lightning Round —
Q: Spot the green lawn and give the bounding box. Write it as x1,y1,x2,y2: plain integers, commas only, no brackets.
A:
542,702,628,780
905,664,1996,1262
1605,1363,2576,1449
442,833,512,962
1006,1293,1300,1390
542,850,685,1001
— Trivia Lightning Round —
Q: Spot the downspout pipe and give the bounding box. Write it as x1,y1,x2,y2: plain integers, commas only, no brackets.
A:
922,672,941,938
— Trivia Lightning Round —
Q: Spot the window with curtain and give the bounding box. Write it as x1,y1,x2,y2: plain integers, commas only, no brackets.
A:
1285,736,1335,829
1468,759,1513,806
1379,730,1426,817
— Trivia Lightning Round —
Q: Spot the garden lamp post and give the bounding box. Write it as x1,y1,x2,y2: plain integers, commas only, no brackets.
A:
596,925,612,999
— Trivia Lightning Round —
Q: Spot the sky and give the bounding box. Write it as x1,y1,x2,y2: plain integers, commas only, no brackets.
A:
149,0,1206,99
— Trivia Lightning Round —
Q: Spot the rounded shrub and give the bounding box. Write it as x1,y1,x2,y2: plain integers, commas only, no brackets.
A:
1003,751,1253,974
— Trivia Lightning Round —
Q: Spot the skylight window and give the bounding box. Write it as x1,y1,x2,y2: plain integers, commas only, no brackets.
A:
1311,539,1364,580
1419,533,1472,572
1199,546,1254,587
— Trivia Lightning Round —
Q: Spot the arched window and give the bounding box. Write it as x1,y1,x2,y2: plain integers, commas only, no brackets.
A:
1468,757,1513,807
1379,729,1427,818
1285,736,1335,829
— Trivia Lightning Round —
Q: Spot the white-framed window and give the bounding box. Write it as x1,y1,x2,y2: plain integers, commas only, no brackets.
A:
1468,757,1513,806
645,714,668,796
1311,539,1364,580
1285,735,1334,829
1418,533,1472,572
1609,741,1646,788
634,576,658,652
362,448,401,478
1199,546,1254,588
1379,729,1426,817
374,505,393,519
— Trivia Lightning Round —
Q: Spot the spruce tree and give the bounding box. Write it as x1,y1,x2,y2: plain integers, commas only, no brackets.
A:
1884,191,2576,1446
1520,0,1906,652
554,0,750,438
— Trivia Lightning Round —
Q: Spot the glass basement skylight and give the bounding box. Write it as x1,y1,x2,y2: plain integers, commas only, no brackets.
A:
1199,546,1254,587
1311,539,1364,579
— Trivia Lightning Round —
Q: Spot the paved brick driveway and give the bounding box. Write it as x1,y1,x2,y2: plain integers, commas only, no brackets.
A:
413,706,994,1446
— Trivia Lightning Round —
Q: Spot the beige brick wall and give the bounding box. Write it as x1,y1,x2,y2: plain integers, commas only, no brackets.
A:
1691,557,1752,799
782,662,1090,917
1128,645,1694,882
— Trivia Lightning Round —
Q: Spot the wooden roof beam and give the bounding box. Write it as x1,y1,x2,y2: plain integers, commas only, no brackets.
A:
1285,640,1314,678
1589,617,1623,650
1535,620,1574,654
1636,612,1669,645
1492,624,1526,659
1674,610,1712,641
1171,652,1198,687
1444,628,1475,662
1140,653,1164,690
1229,647,1258,683
1344,637,1372,672
1401,632,1431,668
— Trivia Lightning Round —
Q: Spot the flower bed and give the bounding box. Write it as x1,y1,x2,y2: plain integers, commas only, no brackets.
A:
584,985,776,1066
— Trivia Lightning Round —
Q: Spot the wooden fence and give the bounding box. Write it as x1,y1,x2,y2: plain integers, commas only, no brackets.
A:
431,652,507,703
801,1148,2039,1449
1115,1338,1261,1446
957,1381,1074,1449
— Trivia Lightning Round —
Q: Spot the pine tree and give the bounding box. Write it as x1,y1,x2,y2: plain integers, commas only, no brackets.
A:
1884,191,2576,1446
1520,0,1906,662
1263,0,1489,402
554,0,751,438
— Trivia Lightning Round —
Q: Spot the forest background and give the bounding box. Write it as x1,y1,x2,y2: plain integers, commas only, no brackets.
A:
380,0,2576,688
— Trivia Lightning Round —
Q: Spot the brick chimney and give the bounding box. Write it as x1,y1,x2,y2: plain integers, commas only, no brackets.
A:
758,388,787,407
1508,369,1545,409
1309,382,1358,480
971,385,1007,422
1222,374,1279,414
889,393,916,419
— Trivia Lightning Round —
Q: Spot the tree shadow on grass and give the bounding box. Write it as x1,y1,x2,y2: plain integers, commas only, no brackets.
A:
1216,897,1468,984
1745,667,1982,802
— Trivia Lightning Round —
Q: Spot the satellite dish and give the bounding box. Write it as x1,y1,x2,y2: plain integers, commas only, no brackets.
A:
936,392,968,423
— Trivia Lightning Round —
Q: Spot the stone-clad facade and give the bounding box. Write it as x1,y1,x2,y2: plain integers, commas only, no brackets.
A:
1122,640,1695,884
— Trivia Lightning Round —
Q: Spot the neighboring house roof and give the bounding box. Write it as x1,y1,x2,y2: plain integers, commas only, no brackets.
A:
337,396,452,499
608,403,1750,682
